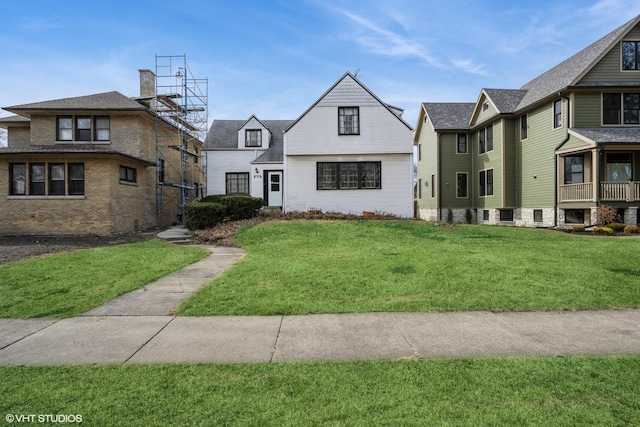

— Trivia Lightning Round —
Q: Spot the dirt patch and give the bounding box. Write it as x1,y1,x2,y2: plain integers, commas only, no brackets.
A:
0,230,158,265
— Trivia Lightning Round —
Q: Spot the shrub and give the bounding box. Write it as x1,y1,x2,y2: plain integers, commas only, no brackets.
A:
184,202,225,230
607,222,626,232
465,209,473,224
595,205,620,225
199,195,264,221
592,226,613,235
572,225,585,233
447,208,454,224
623,225,640,234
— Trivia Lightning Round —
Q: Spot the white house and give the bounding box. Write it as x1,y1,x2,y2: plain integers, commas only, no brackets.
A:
204,72,414,217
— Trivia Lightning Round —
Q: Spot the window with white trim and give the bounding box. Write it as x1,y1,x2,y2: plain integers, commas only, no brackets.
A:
622,41,640,70
56,116,110,142
245,129,262,147
456,173,468,198
553,99,562,128
457,133,467,154
479,168,493,197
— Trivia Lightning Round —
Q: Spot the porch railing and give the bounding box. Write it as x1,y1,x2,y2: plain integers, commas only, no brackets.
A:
559,181,640,202
559,182,593,202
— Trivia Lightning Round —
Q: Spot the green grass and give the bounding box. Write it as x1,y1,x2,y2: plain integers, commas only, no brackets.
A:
178,220,640,315
1,357,639,426
0,240,208,318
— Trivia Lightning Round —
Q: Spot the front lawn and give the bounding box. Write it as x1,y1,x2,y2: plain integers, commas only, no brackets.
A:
178,220,640,315
0,240,208,318
1,357,639,426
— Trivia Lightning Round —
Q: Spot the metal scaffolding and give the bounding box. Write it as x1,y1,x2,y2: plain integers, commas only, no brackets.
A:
154,54,208,222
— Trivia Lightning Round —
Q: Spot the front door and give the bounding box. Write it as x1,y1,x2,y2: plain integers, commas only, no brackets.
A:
266,171,283,207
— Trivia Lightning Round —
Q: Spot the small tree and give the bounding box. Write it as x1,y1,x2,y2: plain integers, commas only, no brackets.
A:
595,205,619,225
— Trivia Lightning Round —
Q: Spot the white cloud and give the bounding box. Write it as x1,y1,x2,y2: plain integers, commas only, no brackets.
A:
451,59,487,76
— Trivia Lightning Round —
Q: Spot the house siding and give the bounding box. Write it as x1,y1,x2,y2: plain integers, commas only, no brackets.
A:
573,93,602,127
439,133,472,209
415,115,438,213
285,154,413,217
581,25,640,83
502,118,517,207
473,120,503,209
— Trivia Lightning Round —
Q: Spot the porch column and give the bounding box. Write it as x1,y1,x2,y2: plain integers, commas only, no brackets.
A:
591,148,599,201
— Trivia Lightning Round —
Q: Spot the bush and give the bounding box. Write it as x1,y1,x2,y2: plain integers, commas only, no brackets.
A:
184,202,225,230
623,225,640,234
465,209,473,224
199,195,264,221
592,226,613,235
607,222,626,232
595,205,620,225
572,225,585,233
447,208,454,224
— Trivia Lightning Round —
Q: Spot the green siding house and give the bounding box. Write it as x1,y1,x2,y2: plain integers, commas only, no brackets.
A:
415,15,640,227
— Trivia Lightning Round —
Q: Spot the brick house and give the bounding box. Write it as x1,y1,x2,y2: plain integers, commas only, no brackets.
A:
0,71,205,235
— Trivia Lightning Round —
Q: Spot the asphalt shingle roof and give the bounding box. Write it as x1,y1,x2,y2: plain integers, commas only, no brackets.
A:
421,103,476,130
483,89,527,113
5,91,146,115
571,127,640,144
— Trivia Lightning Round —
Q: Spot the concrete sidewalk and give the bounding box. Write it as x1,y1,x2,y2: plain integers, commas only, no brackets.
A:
1,310,639,366
1,235,639,366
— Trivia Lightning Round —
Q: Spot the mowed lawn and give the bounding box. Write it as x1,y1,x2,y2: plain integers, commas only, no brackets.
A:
0,240,208,318
179,220,640,315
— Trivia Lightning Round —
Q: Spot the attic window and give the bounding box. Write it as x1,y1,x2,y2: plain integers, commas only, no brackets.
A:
245,129,262,147
622,41,640,70
338,107,359,135
482,102,489,111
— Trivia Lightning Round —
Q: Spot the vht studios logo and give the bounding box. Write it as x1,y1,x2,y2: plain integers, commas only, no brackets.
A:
5,414,83,423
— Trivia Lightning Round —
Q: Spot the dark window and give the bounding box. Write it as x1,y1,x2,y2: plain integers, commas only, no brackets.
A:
478,125,493,153
94,116,110,141
533,209,543,223
30,163,45,195
499,210,514,222
482,102,489,111
245,129,262,147
479,169,493,196
418,144,422,161
486,124,493,151
158,159,165,183
603,93,622,124
478,128,485,154
68,163,85,195
119,166,137,184
565,209,585,224
49,163,65,195
564,155,584,184
623,93,640,124
521,114,528,140
622,41,640,70
338,107,359,135
226,172,249,194
483,210,489,221
418,178,422,199
553,99,562,128
606,152,633,182
316,162,381,190
457,133,467,154
431,174,435,197
194,147,199,164
57,116,73,141
75,117,91,141
457,173,468,198
9,163,26,195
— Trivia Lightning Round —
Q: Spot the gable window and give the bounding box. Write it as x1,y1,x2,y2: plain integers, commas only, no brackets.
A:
9,162,84,196
564,155,584,184
456,173,468,198
603,93,640,125
317,162,381,190
553,99,562,128
245,129,262,147
338,107,359,135
479,169,493,197
457,133,467,154
119,166,137,184
482,102,489,111
478,125,493,154
56,115,110,142
520,114,528,140
622,41,640,70
226,172,249,194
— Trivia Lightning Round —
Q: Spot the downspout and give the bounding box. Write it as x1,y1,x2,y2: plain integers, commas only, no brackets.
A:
437,133,442,222
553,94,571,227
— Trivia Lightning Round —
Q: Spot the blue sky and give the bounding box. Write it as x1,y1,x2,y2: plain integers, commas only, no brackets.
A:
2,0,640,132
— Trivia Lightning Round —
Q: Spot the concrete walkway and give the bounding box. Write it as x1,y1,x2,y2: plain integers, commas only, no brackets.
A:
1,230,639,366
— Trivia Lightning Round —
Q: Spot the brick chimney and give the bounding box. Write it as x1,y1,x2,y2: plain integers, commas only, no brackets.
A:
138,69,156,109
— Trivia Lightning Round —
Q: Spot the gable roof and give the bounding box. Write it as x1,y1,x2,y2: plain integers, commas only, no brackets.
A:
421,102,475,131
284,72,413,132
204,119,293,150
5,91,146,117
483,89,527,113
517,15,640,111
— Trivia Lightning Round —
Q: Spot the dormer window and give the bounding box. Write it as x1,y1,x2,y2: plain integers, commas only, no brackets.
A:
622,41,640,70
245,129,262,147
338,107,359,135
482,102,489,111
56,116,110,142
